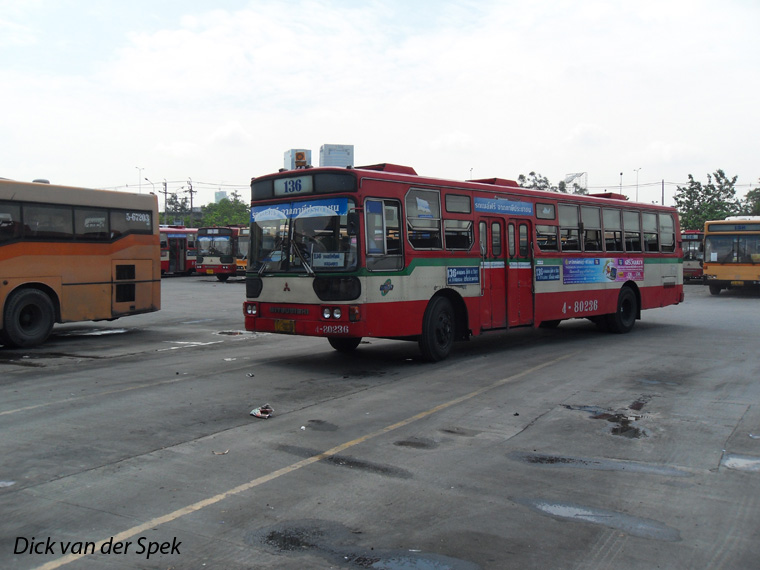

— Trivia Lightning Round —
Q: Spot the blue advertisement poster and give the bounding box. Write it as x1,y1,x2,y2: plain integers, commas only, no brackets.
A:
563,258,644,285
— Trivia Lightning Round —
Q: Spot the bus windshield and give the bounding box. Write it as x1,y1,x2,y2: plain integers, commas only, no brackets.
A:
252,197,357,274
705,234,760,264
198,234,232,256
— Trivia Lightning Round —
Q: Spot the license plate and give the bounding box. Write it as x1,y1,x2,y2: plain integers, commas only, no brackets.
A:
731,280,744,286
206,269,214,275
274,319,295,333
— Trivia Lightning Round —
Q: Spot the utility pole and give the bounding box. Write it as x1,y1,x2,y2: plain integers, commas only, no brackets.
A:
185,178,196,225
162,179,170,225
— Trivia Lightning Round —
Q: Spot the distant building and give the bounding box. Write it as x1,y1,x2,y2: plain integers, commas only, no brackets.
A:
215,190,228,203
284,149,312,170
319,144,354,168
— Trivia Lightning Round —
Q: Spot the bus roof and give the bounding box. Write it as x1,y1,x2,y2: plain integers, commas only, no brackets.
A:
0,178,156,210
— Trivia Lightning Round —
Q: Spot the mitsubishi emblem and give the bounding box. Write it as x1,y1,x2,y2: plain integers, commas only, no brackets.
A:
283,282,291,291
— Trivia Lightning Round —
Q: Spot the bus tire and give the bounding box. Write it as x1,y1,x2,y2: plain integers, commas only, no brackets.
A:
2,288,55,348
605,286,637,334
709,284,721,296
217,274,229,282
419,296,455,362
328,337,362,353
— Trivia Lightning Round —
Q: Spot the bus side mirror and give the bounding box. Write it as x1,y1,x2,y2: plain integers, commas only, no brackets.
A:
347,212,359,236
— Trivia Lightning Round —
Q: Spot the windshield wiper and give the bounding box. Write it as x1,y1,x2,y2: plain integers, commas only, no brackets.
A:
291,242,315,277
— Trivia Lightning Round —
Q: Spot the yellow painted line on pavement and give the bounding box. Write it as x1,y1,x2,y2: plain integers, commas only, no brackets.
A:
33,351,576,570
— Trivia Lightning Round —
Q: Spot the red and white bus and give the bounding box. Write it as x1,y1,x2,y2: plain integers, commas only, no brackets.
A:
681,229,703,281
242,164,683,360
196,226,247,282
159,226,197,276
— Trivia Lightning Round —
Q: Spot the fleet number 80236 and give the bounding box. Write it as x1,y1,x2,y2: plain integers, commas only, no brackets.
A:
562,299,599,315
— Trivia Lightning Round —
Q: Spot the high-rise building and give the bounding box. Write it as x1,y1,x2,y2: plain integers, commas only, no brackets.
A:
215,190,228,203
319,144,354,168
284,149,312,170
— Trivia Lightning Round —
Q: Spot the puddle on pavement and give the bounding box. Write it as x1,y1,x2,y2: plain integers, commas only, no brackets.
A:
515,498,681,542
247,520,482,569
564,398,651,438
54,328,130,337
721,453,760,472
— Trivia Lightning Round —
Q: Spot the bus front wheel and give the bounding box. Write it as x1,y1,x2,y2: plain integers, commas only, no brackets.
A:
328,337,362,353
217,274,229,282
1,288,55,348
419,296,455,362
605,286,637,334
709,284,722,296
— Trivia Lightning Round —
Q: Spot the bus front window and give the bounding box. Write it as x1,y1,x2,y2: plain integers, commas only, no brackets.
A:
199,235,232,257
252,198,357,274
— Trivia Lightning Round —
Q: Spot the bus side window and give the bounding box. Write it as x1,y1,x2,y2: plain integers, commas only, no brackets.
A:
366,199,403,271
508,223,516,257
405,188,442,249
75,207,110,241
642,212,659,251
491,222,501,256
581,206,602,252
559,204,580,251
603,208,623,252
519,224,529,257
536,225,558,251
659,213,675,252
23,204,74,240
0,203,22,243
624,210,642,252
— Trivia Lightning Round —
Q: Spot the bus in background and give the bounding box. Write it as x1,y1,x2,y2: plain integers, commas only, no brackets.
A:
242,163,683,361
0,179,161,347
236,227,250,275
681,229,703,281
702,216,760,295
159,226,197,276
196,225,248,282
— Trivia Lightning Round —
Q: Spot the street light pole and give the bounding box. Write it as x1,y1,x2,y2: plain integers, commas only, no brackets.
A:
634,168,641,201
135,166,144,193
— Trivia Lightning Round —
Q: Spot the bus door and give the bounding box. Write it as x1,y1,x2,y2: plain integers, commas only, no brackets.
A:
478,219,507,329
506,220,534,327
168,237,186,273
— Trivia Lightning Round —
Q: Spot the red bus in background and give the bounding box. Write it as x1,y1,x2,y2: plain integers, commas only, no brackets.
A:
243,163,683,361
196,226,247,282
681,230,703,281
159,226,197,276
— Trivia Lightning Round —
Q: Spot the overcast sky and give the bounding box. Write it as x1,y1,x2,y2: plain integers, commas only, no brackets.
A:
2,0,758,207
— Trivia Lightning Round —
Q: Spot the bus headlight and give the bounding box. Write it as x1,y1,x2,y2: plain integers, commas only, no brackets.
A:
332,307,342,319
322,307,332,319
244,302,257,316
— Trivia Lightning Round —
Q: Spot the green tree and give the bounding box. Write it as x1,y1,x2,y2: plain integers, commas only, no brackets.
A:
518,171,557,192
741,183,760,215
200,192,249,226
673,169,741,230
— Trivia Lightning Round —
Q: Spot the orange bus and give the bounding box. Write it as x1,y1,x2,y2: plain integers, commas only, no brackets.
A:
160,226,197,275
196,225,247,282
242,164,683,361
681,229,703,281
0,178,161,347
703,216,760,295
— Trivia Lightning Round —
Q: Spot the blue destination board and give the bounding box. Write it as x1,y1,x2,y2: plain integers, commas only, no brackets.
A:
447,266,480,285
474,197,533,216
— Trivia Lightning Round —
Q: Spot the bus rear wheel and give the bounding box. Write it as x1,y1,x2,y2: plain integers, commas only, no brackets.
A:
2,289,55,348
419,296,455,362
328,337,362,353
605,286,637,334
